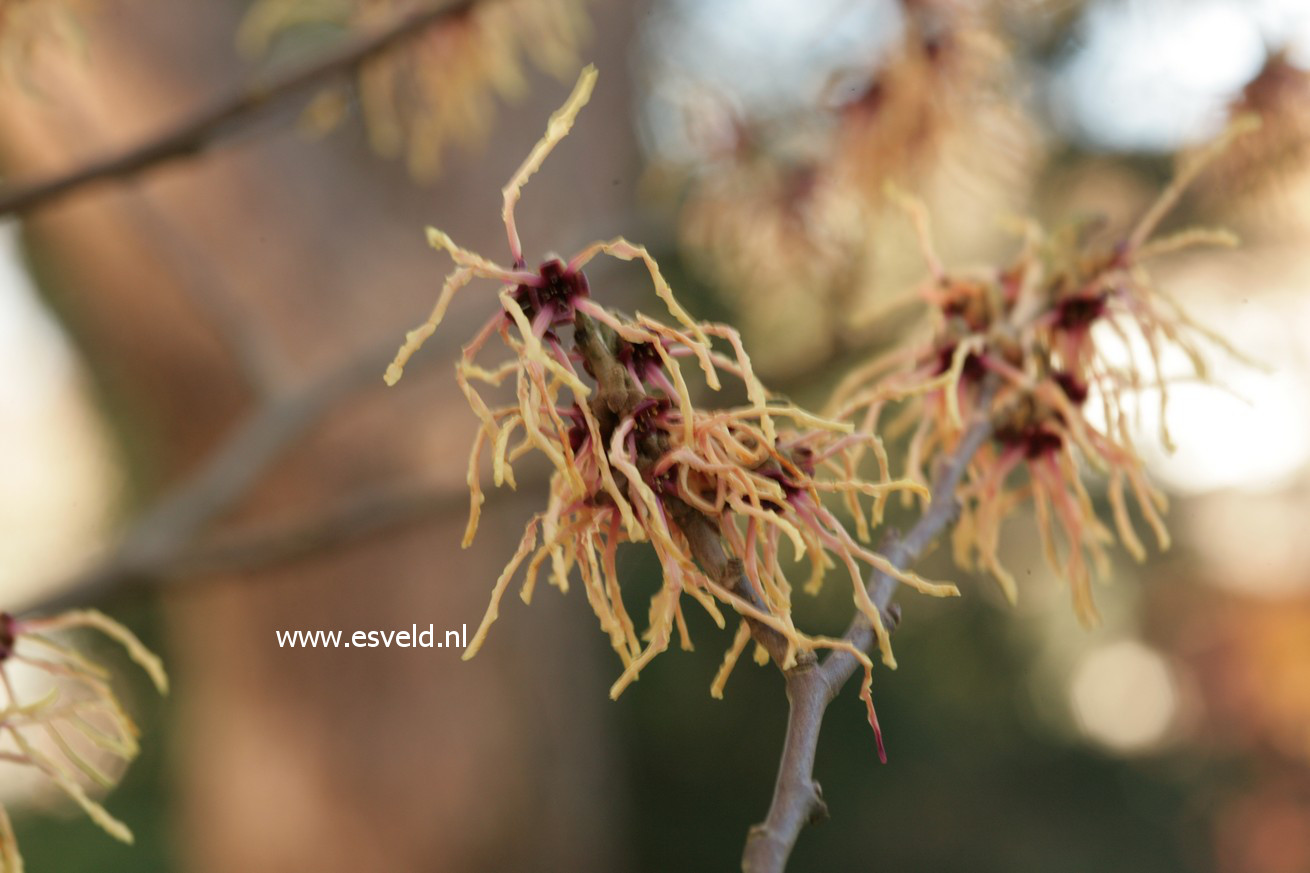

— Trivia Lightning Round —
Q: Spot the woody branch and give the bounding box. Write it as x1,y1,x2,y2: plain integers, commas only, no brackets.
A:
741,380,997,873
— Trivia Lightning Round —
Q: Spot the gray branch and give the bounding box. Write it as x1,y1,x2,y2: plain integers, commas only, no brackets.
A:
742,386,997,873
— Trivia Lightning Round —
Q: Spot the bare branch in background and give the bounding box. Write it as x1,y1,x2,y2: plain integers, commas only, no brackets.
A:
20,339,434,616
0,0,480,217
170,485,465,577
114,192,290,398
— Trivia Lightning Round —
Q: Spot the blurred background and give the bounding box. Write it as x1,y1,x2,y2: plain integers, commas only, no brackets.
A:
2,0,1310,870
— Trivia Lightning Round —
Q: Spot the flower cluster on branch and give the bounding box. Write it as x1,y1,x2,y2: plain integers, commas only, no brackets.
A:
240,0,592,179
826,123,1260,625
666,0,1038,372
386,67,958,757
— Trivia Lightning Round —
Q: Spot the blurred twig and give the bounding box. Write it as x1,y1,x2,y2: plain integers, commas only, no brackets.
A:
117,193,289,398
171,485,465,577
741,382,997,873
19,340,445,615
0,0,480,217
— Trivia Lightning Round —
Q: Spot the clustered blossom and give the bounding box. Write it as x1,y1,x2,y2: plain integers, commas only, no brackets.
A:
829,0,1021,198
665,0,1037,372
387,67,950,753
1202,51,1310,202
239,0,591,179
0,609,168,873
827,129,1259,625
676,143,871,373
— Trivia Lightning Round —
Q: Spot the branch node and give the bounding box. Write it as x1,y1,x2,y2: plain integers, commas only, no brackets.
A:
806,783,829,826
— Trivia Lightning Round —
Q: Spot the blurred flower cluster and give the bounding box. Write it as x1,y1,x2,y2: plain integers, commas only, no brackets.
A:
664,0,1039,373
1202,50,1310,205
0,609,167,873
240,0,591,179
826,127,1258,625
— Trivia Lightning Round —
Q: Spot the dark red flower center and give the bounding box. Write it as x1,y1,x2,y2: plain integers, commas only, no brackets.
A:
997,423,1063,459
0,612,15,662
758,467,804,512
1053,371,1089,405
631,397,670,438
934,343,987,380
511,258,590,329
565,403,590,453
1054,292,1107,331
618,339,665,383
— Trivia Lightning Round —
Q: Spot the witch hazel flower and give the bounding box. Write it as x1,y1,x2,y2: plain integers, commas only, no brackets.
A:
828,125,1259,625
239,0,593,180
0,609,168,872
385,67,946,751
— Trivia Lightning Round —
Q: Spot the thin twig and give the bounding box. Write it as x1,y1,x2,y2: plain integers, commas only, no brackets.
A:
18,340,406,615
741,383,997,873
114,192,289,398
171,485,465,577
31,94,291,396
0,0,479,217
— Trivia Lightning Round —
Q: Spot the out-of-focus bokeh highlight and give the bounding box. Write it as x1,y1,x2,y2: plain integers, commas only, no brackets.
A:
3,0,1310,870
